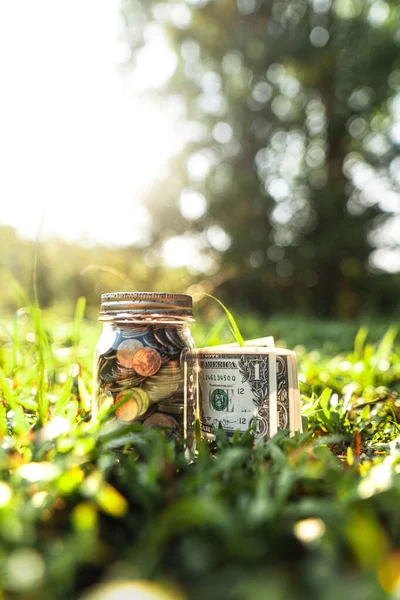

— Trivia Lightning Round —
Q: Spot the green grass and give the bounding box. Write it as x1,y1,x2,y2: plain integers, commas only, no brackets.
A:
0,303,400,599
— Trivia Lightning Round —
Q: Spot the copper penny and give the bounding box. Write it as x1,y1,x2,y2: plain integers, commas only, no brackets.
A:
132,348,162,377
115,393,139,422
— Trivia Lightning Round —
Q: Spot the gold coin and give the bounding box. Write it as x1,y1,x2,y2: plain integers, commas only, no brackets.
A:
132,348,162,377
116,339,144,368
115,393,139,422
133,387,150,415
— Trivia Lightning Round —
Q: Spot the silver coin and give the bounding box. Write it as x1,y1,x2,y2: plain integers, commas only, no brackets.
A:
96,329,118,356
158,402,184,415
164,327,186,350
116,338,144,368
153,329,175,351
120,325,150,337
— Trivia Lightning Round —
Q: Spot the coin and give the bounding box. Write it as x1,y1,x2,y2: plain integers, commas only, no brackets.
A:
96,318,193,441
96,328,118,356
120,327,149,337
143,363,182,402
142,332,160,350
98,390,114,406
150,361,181,381
158,402,184,414
115,392,139,422
132,348,162,377
148,365,182,388
143,386,172,404
116,366,145,386
143,412,180,431
110,378,144,393
133,387,150,415
153,329,175,353
164,327,186,349
153,360,180,374
98,358,118,383
157,405,184,430
136,402,156,421
116,339,144,368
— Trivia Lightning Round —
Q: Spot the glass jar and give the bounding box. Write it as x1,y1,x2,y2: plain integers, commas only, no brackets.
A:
92,292,197,442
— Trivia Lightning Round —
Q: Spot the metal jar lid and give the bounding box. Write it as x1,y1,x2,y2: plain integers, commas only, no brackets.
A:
99,292,193,321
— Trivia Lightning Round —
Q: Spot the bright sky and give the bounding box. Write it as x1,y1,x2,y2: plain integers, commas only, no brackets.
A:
0,0,180,247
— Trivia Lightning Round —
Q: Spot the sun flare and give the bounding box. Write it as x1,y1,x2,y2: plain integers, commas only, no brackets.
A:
0,0,181,247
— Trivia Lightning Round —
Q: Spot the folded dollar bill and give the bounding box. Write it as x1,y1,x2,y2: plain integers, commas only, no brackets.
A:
192,346,301,442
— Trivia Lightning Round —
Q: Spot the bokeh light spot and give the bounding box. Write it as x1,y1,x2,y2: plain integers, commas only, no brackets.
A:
276,258,294,277
0,482,12,508
267,245,285,262
237,0,258,16
207,225,232,251
179,189,207,220
313,0,331,14
249,250,264,268
310,27,330,48
252,81,273,104
368,1,390,26
82,580,186,600
294,518,326,543
267,178,290,201
5,549,45,591
169,3,192,29
212,122,233,144
187,152,213,181
267,63,286,84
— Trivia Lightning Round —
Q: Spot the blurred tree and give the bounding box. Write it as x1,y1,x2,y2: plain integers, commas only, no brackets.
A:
123,0,400,316
0,225,193,314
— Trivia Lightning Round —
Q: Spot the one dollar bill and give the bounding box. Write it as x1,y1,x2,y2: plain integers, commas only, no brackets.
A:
194,347,301,442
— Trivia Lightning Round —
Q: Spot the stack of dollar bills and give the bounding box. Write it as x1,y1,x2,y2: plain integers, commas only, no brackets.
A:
194,337,302,442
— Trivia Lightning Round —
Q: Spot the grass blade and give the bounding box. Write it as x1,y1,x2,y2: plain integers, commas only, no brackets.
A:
55,373,74,416
375,326,398,362
31,303,48,426
353,327,368,362
72,296,87,360
11,313,20,375
0,366,16,410
80,265,135,288
200,316,229,347
200,294,245,347
0,401,7,438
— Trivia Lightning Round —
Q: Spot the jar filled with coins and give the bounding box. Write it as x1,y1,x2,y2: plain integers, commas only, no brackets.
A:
92,292,197,444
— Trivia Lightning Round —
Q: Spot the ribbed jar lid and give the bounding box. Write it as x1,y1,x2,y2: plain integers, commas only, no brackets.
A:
99,292,193,320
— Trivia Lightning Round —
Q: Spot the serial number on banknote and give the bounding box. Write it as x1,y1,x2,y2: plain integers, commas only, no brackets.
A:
200,373,237,382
